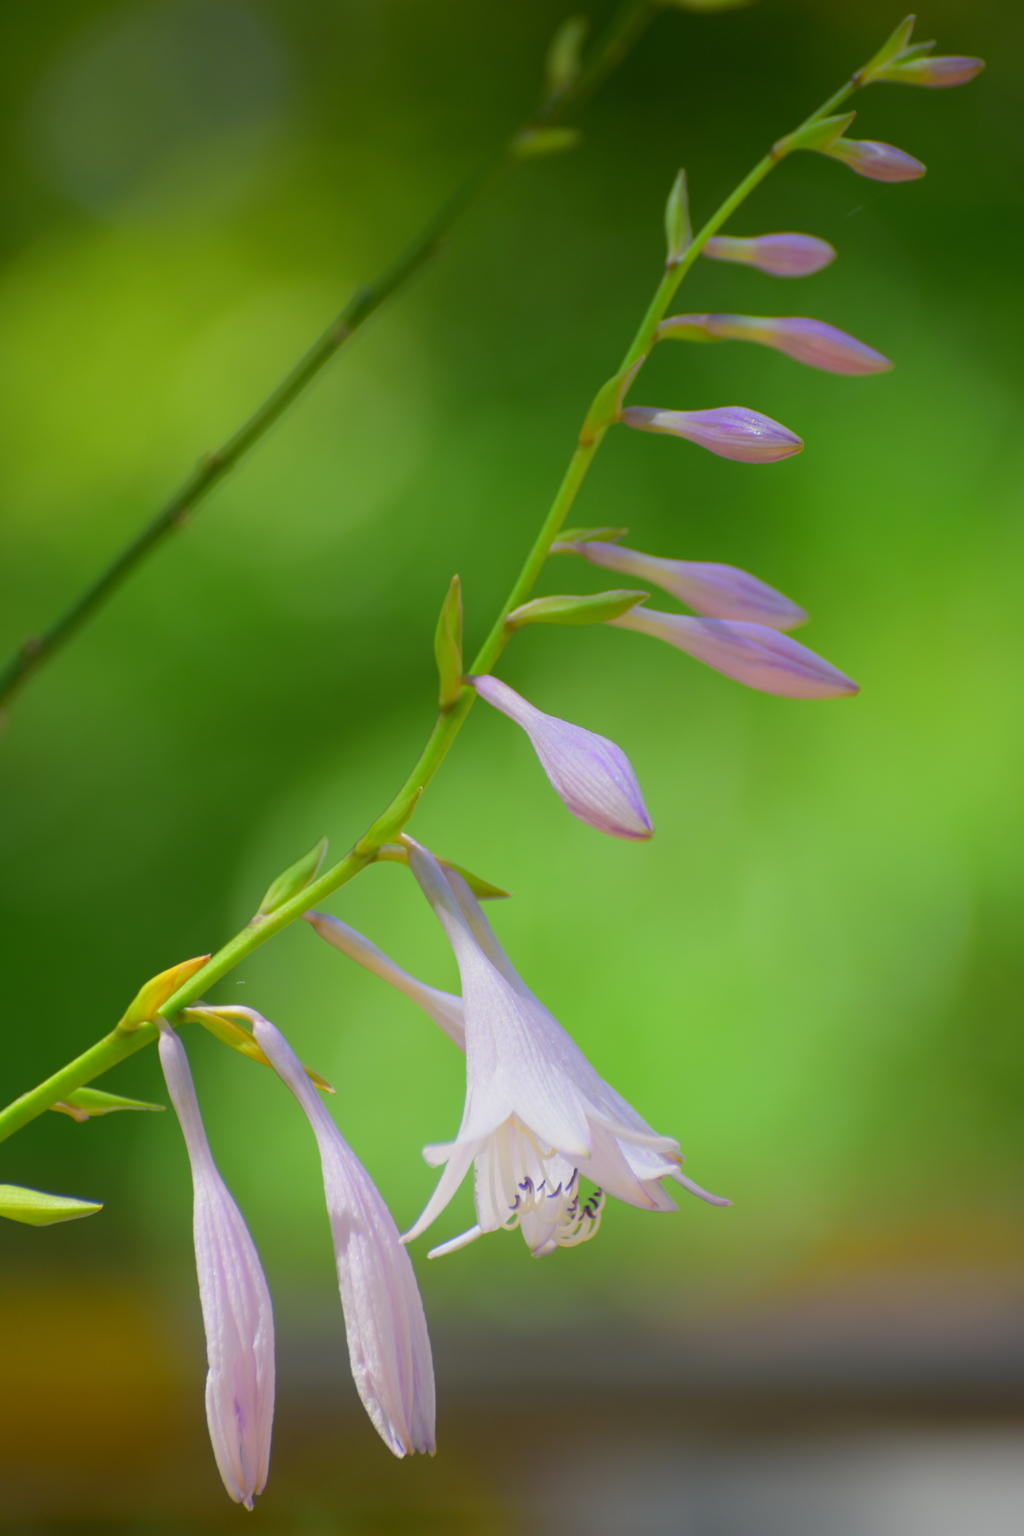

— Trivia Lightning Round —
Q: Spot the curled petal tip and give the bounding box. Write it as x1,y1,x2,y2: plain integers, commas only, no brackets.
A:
622,405,802,463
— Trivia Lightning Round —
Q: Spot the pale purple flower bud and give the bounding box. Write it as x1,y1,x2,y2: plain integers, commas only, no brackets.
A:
249,1012,435,1458
823,138,926,183
702,233,835,277
610,607,858,699
659,314,892,377
469,673,652,841
561,541,806,630
157,1026,274,1509
875,55,985,88
621,405,802,464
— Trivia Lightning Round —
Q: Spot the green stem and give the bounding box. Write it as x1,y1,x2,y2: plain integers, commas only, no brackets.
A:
0,1,661,715
0,66,863,1148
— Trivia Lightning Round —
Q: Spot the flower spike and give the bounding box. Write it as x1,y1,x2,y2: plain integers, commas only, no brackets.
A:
658,314,892,377
610,608,858,699
398,839,729,1259
157,1025,274,1509
621,405,802,463
702,233,836,277
554,540,806,630
248,1010,436,1458
468,673,652,840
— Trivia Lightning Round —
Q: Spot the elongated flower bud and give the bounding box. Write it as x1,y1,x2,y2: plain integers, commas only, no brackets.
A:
658,314,892,377
158,1026,274,1509
823,138,926,183
469,673,652,840
621,406,802,464
702,233,835,277
877,55,983,87
251,1013,436,1457
610,608,858,699
557,541,806,630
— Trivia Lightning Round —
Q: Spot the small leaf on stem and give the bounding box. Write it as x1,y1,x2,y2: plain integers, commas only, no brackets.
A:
376,843,510,899
554,526,628,546
185,1008,334,1092
544,15,589,99
0,1184,102,1226
51,1088,165,1121
118,954,211,1031
510,127,582,159
434,575,464,710
355,785,422,856
773,112,856,158
506,591,649,630
580,358,645,445
257,836,328,917
664,169,692,266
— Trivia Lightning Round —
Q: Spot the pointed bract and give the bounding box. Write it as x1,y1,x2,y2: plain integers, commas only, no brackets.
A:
560,541,806,630
610,607,858,699
248,1012,435,1457
621,405,802,463
658,314,892,376
158,1026,274,1509
823,138,926,183
468,673,652,840
701,233,836,277
399,840,728,1258
0,1183,102,1225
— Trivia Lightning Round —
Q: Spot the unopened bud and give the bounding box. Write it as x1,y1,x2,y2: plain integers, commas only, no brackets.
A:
544,15,588,99
51,1088,164,1122
506,590,648,630
702,233,836,278
659,314,892,376
664,170,692,266
822,137,926,183
510,127,582,160
621,405,802,463
256,835,328,917
561,541,806,629
0,1183,102,1226
858,15,984,89
118,954,210,1031
434,575,463,710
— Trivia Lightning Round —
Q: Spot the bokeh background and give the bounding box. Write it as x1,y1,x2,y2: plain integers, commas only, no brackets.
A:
1,0,1022,1530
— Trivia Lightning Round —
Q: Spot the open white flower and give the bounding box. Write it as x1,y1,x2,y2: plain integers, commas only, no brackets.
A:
157,1025,275,1508
364,838,729,1258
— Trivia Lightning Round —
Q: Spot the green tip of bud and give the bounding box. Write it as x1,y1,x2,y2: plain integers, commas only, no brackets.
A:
506,590,649,630
544,15,589,100
257,835,328,917
510,127,583,161
0,1184,102,1226
50,1088,165,1122
664,169,692,266
435,575,464,710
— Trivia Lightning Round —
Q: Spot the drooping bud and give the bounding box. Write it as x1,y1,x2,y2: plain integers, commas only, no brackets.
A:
664,169,692,267
50,1087,165,1122
468,673,652,840
555,541,806,630
621,405,802,463
702,233,836,277
658,314,892,376
256,836,328,918
610,608,858,699
510,127,582,159
0,1183,102,1225
821,138,926,183
544,15,589,99
506,590,648,630
772,112,856,160
118,954,211,1031
434,575,463,710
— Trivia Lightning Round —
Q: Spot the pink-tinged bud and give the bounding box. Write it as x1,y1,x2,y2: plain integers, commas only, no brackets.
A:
659,314,892,377
469,673,652,840
823,139,926,183
702,233,835,278
621,405,802,464
610,608,857,699
559,541,806,630
885,55,984,86
158,1026,275,1508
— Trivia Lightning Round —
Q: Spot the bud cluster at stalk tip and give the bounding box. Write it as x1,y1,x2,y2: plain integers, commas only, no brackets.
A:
858,15,984,89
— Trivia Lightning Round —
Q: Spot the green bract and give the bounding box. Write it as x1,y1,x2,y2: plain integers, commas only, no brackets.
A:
434,576,464,710
257,836,328,917
0,1183,102,1226
50,1088,164,1120
506,591,648,629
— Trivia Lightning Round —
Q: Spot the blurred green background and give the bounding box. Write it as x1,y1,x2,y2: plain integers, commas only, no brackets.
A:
1,0,1022,1528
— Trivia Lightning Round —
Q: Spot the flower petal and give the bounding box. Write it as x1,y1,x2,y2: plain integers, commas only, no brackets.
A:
158,1027,274,1508
611,608,858,698
562,541,806,630
469,673,652,840
621,405,802,463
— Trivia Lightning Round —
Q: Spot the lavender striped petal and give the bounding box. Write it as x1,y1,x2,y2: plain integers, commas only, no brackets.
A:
701,233,836,277
621,405,802,464
158,1027,275,1508
660,314,892,377
567,541,806,630
611,608,858,699
824,139,926,183
469,673,652,840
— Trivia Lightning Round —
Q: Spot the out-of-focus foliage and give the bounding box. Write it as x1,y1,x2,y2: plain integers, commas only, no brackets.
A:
0,0,1021,1327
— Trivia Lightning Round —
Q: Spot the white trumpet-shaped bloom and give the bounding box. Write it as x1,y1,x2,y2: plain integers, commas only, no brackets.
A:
157,1025,274,1509
247,1011,435,1458
398,839,729,1258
